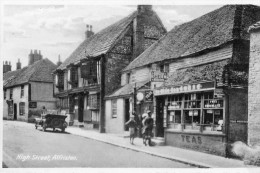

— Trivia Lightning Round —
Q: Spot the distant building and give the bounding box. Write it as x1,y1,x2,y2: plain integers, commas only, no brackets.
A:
3,51,57,121
248,21,260,146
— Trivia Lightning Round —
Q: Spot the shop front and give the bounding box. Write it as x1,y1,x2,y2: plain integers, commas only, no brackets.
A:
154,81,229,156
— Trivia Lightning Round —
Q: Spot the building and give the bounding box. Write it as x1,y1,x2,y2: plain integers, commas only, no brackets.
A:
3,52,57,121
106,5,260,156
53,5,166,132
248,21,260,146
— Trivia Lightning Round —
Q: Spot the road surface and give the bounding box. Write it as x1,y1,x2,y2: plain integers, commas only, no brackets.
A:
3,120,194,168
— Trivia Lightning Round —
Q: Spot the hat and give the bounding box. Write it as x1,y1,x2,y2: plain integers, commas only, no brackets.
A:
142,113,148,118
147,110,151,113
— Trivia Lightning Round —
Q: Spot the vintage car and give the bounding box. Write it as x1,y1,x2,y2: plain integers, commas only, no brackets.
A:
35,114,68,132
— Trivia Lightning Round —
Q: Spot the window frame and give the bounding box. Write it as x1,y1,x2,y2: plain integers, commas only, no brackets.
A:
19,102,25,115
4,89,6,100
111,99,117,118
21,85,24,98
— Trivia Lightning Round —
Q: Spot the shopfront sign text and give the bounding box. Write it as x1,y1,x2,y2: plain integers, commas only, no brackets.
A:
151,71,168,82
181,135,202,144
154,82,214,96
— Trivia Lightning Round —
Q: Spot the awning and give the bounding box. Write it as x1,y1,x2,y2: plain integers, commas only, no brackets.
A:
105,80,150,99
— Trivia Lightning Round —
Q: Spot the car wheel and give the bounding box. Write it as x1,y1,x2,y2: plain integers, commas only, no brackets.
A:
43,124,47,132
61,128,65,133
35,125,38,129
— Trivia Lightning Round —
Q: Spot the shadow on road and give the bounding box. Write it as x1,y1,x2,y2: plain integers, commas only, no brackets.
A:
35,129,71,134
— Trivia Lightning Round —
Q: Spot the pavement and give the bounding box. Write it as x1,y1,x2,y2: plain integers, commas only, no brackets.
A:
66,126,253,168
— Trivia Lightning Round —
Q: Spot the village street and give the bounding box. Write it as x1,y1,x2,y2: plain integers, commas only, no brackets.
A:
2,120,193,168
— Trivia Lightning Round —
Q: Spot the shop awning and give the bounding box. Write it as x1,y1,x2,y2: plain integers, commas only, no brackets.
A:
105,80,150,99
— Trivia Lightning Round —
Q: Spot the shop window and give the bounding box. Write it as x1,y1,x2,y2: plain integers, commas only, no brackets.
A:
111,99,117,118
10,88,13,99
21,85,24,98
19,102,25,115
4,89,6,100
202,92,224,132
88,94,99,110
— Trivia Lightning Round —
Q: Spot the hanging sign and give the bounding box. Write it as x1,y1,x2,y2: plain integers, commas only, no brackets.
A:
136,92,144,101
29,101,37,108
163,106,167,127
151,71,168,82
145,90,153,102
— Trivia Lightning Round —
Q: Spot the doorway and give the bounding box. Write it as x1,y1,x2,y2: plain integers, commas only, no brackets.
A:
78,94,84,123
124,99,130,131
14,103,17,120
156,97,165,137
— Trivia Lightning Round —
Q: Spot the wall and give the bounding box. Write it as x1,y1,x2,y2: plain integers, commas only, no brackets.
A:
105,98,125,133
165,131,227,156
228,88,248,143
3,85,29,121
248,30,260,145
31,82,56,102
169,44,233,74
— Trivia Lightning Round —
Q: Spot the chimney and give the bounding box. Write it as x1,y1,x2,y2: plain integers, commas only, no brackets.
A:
85,24,94,39
137,5,153,15
16,58,21,70
57,54,62,66
3,61,11,73
29,50,34,65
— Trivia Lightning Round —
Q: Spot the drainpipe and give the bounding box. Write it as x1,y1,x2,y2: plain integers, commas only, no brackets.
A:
99,55,106,133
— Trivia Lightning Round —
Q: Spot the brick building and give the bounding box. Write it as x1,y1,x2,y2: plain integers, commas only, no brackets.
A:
53,5,166,132
106,5,260,156
248,21,260,146
3,51,57,121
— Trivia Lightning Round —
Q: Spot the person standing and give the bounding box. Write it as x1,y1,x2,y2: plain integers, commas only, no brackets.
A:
142,110,154,146
125,112,138,144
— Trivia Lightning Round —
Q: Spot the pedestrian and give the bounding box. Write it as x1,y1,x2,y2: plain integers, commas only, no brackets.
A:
125,112,138,144
142,110,154,146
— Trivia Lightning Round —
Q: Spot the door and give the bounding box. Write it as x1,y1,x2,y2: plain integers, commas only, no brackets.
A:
78,94,84,123
124,99,130,131
14,103,17,120
156,97,165,137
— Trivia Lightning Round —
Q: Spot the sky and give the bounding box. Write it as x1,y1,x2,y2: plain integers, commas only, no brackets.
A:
1,3,225,70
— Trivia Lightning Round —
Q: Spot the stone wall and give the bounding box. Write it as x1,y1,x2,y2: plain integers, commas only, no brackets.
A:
248,30,260,145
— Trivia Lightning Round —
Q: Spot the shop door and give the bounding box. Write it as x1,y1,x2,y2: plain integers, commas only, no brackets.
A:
14,103,17,120
156,97,165,137
78,94,84,123
124,99,130,131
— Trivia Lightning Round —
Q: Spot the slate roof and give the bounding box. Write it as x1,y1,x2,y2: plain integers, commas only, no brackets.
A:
123,5,260,72
248,21,260,32
105,80,149,98
57,11,138,70
3,58,57,88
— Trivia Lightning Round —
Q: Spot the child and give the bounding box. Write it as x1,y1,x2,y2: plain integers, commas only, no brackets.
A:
125,113,138,144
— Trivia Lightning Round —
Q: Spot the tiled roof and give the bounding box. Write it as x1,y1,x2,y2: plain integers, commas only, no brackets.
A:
3,58,56,88
123,5,260,72
105,80,149,98
248,21,260,32
57,11,138,70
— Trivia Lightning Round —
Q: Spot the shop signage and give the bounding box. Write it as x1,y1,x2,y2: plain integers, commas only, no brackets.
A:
151,71,168,82
136,92,144,101
29,101,37,108
145,90,153,102
154,82,214,96
181,135,202,144
214,88,225,98
230,120,248,123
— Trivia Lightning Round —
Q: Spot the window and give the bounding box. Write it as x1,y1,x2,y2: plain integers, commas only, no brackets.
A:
8,104,13,115
57,73,64,91
10,88,13,99
159,64,169,72
21,85,24,98
127,73,131,84
68,67,78,88
4,89,6,100
111,99,117,118
19,102,25,115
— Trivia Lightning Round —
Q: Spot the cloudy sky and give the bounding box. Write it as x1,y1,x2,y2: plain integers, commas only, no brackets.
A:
2,3,225,69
